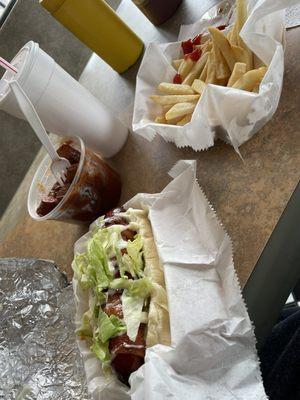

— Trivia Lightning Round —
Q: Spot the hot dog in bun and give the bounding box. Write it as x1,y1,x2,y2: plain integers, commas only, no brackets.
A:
73,208,170,385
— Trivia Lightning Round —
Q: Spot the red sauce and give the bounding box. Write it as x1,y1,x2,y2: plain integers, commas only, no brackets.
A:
181,39,194,55
192,34,202,45
184,48,202,62
173,73,182,84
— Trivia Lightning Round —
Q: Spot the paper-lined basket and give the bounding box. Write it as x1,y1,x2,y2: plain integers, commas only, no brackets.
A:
132,0,297,153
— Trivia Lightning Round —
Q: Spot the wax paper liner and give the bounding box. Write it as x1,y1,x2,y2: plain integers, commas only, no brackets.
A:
132,0,300,153
73,160,267,399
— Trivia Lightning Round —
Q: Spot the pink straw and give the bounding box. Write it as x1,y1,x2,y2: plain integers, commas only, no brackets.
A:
0,56,18,74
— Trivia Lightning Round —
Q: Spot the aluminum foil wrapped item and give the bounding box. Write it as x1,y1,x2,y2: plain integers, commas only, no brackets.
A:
0,258,89,400
133,0,299,153
73,160,267,399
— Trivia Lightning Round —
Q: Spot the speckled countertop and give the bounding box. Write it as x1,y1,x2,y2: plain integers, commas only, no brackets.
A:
0,1,299,288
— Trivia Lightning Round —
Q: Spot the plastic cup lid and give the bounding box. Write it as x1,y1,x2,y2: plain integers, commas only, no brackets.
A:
0,41,38,101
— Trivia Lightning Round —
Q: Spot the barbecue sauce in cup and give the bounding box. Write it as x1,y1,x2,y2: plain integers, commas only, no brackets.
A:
34,138,121,223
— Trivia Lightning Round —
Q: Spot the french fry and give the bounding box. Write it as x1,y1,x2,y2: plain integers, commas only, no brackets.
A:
227,29,232,42
197,39,212,54
182,52,209,85
162,105,173,113
158,82,195,95
231,44,252,71
154,115,167,124
206,41,213,53
237,38,253,70
231,45,246,61
205,53,217,84
191,79,206,95
199,59,208,81
165,102,196,121
217,77,229,86
228,23,239,46
150,94,200,105
177,114,192,125
172,59,183,71
206,69,216,84
213,43,230,80
227,24,237,45
232,67,267,91
167,116,185,125
252,85,260,93
227,62,247,86
208,27,236,71
236,0,247,33
178,57,194,79
234,0,254,70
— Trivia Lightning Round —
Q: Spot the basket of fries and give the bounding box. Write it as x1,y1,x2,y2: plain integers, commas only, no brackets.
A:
132,0,290,152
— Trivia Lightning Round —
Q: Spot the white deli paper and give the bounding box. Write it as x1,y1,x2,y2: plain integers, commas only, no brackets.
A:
133,0,300,153
73,160,267,400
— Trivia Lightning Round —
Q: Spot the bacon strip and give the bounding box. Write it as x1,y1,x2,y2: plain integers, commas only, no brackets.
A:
102,292,123,319
103,294,145,385
109,325,146,385
104,207,127,227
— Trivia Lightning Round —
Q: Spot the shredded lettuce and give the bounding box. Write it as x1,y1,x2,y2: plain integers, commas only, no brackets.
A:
122,292,144,342
126,234,144,277
88,235,112,279
73,250,110,294
76,309,93,339
93,227,123,267
89,312,126,376
73,226,126,293
128,277,153,297
87,239,112,294
110,277,152,298
115,245,127,278
109,277,131,290
90,338,112,377
97,311,126,343
120,234,144,279
72,253,91,289
117,277,153,342
96,291,107,306
73,221,153,370
90,338,110,363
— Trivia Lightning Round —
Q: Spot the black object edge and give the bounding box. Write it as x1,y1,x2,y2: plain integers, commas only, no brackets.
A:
243,181,300,350
0,0,17,28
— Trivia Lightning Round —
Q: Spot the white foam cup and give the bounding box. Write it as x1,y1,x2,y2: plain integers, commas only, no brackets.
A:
0,41,128,157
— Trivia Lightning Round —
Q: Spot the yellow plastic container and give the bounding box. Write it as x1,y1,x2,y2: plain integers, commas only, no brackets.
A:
40,0,144,73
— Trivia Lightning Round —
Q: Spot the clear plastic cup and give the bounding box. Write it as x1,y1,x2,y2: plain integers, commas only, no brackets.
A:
28,137,122,223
